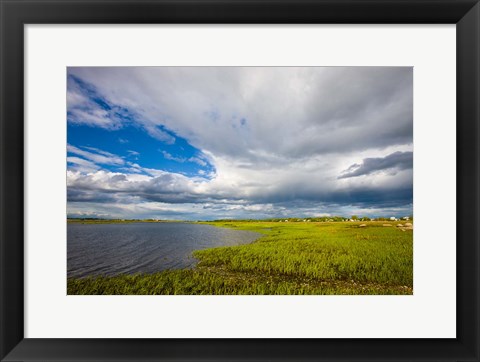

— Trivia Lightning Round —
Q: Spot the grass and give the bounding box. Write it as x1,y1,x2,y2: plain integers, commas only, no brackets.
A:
67,221,413,295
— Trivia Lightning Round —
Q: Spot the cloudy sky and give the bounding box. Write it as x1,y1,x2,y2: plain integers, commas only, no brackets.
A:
67,67,413,220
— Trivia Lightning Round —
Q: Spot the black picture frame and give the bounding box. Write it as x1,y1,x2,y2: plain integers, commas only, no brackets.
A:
1,1,479,361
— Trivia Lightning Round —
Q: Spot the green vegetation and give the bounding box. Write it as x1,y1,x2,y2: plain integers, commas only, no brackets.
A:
67,221,413,295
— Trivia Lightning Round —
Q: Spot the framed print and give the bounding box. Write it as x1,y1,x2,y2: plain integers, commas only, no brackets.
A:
0,0,479,361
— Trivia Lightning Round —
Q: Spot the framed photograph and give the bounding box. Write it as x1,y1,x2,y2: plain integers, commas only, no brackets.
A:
0,0,479,361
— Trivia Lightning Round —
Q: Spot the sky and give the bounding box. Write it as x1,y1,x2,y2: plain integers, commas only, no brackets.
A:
67,67,413,220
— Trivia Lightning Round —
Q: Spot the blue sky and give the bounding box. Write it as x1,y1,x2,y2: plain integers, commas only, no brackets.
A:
67,67,413,220
67,75,215,178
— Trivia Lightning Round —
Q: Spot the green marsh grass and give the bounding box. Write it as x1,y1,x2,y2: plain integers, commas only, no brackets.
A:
67,221,413,295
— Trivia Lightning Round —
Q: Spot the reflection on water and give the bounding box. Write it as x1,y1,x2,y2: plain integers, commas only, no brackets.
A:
67,222,261,278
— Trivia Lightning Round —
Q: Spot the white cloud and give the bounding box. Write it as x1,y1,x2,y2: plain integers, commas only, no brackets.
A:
67,157,100,173
188,157,207,167
67,144,125,166
161,150,186,163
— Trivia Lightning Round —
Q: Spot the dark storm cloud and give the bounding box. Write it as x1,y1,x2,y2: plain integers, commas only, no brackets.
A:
338,151,413,179
252,185,413,209
67,189,118,203
67,170,412,210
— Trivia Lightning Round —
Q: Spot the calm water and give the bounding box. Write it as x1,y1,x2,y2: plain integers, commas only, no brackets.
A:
67,222,261,278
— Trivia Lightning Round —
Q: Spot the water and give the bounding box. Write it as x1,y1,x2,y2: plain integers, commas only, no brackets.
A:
67,222,261,278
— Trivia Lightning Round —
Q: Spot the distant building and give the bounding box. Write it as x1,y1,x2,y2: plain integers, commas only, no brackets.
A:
390,217,397,221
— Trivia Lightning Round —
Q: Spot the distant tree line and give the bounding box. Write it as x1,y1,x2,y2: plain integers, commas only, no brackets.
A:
211,215,413,223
